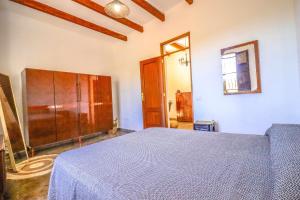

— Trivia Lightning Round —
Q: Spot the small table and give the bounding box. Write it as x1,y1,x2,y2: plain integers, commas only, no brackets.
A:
194,121,216,132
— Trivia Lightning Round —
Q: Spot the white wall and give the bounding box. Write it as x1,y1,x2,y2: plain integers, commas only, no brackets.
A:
112,0,300,134
0,1,121,123
296,0,300,85
1,0,300,135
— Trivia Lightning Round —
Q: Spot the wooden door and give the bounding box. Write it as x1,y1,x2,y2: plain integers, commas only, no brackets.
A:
140,57,166,128
54,72,79,141
23,69,56,147
97,76,113,131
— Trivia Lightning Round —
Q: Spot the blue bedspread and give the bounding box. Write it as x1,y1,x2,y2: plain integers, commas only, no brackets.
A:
48,126,300,200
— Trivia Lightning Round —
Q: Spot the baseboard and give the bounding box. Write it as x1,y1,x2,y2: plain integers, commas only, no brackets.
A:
117,128,135,133
28,131,108,153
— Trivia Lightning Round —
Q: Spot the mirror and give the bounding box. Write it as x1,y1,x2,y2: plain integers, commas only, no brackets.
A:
0,73,28,170
221,40,261,95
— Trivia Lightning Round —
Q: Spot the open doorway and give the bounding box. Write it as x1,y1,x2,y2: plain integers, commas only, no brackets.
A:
161,32,193,130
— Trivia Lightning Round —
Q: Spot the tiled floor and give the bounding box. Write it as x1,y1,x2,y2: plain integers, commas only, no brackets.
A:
177,122,193,130
5,131,130,200
169,119,193,130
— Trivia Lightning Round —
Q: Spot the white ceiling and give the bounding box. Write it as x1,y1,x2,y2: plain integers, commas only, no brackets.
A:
38,0,183,35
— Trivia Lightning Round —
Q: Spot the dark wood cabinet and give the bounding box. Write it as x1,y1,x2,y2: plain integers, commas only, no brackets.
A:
79,74,100,136
78,75,113,134
176,92,193,122
78,74,94,136
22,68,113,149
98,76,113,131
54,72,79,141
22,69,57,147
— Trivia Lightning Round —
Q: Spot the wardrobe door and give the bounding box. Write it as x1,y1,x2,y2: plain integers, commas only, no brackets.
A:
78,74,96,136
24,69,56,147
54,72,79,141
98,76,113,131
93,76,103,133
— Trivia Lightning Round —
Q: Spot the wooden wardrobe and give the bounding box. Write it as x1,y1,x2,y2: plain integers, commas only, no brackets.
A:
22,68,113,149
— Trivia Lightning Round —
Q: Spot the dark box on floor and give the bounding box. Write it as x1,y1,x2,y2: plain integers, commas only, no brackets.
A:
194,121,216,132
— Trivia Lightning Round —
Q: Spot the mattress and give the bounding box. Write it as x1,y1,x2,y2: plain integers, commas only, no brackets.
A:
48,125,300,200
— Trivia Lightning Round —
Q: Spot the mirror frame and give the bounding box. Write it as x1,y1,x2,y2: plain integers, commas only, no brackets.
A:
221,40,262,95
0,74,29,172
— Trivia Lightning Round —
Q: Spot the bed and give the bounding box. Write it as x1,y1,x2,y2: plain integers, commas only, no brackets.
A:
48,124,300,200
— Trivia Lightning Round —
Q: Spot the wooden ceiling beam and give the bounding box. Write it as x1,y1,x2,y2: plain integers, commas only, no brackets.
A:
170,43,185,50
131,0,165,22
185,0,193,5
72,0,143,33
11,0,127,41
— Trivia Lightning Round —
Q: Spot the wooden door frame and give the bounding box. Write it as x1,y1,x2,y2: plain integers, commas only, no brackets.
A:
160,32,194,127
140,57,166,128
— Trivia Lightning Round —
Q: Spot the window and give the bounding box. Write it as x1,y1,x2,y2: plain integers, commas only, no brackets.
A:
222,53,238,93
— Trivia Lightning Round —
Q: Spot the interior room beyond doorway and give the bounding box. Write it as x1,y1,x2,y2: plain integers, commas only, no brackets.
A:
161,33,193,130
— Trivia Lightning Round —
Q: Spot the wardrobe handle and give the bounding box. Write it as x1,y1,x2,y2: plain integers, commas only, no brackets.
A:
79,84,82,102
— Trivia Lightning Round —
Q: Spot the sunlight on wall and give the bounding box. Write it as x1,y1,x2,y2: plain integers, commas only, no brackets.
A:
112,0,300,134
